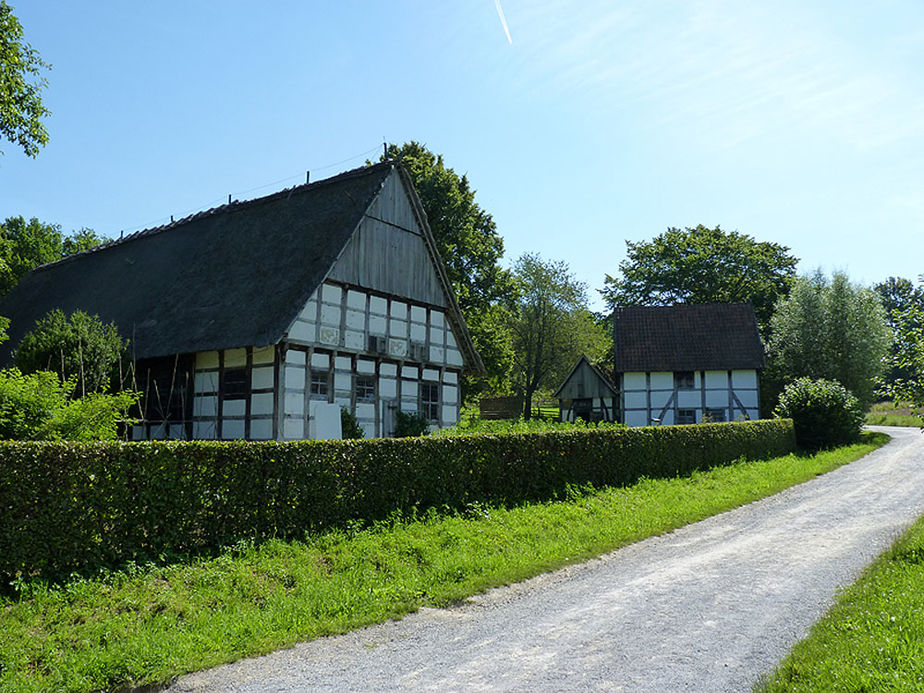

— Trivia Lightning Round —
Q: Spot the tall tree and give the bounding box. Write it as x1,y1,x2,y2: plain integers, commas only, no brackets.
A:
511,253,608,418
875,276,924,390
601,225,798,334
0,1,50,159
766,271,890,409
383,142,516,395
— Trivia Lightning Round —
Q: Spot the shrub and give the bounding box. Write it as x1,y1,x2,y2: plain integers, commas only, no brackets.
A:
774,377,864,450
340,407,364,439
394,410,430,437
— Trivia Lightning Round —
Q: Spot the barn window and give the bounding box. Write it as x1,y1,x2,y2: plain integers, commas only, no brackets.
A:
674,371,695,390
222,368,248,399
420,382,439,421
355,375,375,402
309,370,329,399
676,409,696,424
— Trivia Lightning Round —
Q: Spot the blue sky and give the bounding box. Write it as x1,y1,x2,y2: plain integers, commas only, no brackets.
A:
3,1,922,310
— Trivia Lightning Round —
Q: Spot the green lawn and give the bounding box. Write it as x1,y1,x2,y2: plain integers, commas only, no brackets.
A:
758,509,924,692
0,433,888,692
866,401,924,427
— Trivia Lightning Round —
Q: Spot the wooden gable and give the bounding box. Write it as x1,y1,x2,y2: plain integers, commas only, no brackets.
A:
554,355,618,400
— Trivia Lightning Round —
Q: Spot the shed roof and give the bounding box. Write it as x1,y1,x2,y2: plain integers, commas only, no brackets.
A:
553,354,618,398
0,162,481,370
614,303,764,373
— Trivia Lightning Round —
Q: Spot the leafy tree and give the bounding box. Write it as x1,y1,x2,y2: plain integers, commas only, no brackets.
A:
875,276,924,390
13,309,128,396
0,216,106,297
381,142,517,395
511,253,609,418
340,406,365,439
766,271,890,410
0,1,50,158
601,225,798,334
880,277,924,409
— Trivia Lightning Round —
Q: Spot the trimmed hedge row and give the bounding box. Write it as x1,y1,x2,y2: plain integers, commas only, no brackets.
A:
0,419,795,585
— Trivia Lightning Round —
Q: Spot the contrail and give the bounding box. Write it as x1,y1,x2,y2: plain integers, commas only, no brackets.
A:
495,0,513,44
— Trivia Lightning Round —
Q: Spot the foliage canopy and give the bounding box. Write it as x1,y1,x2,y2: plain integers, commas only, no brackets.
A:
0,1,50,158
877,276,924,408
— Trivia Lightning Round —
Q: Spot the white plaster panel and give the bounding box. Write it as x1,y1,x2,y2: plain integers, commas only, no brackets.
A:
390,319,407,338
410,306,427,323
224,348,246,368
283,418,304,440
625,411,648,427
334,373,351,391
321,283,342,304
705,371,728,389
251,392,274,416
196,351,219,369
335,356,352,371
625,392,647,409
195,371,219,393
251,366,274,391
623,373,646,390
250,418,273,440
402,365,419,379
319,327,339,346
131,425,145,440
369,315,387,336
443,385,458,403
320,304,341,326
650,373,673,390
369,295,387,315
298,300,317,322
311,352,330,369
745,408,759,421
400,399,417,412
660,411,676,426
442,405,457,424
431,310,445,327
148,425,167,440
284,392,304,416
422,368,440,382
446,349,463,367
650,392,672,409
334,396,351,408
443,371,458,384
344,330,365,351
706,390,728,408
732,370,758,388
446,331,456,348
252,346,274,365
347,290,365,310
390,300,407,318
359,420,375,438
193,395,218,417
345,309,365,330
736,390,759,408
379,377,397,398
193,420,218,439
284,365,305,388
355,403,375,420
409,322,426,342
429,326,444,344
285,350,306,365
429,347,444,364
677,391,700,409
222,419,246,439
289,321,316,344
389,338,407,357
356,359,376,375
380,363,398,377
223,400,246,417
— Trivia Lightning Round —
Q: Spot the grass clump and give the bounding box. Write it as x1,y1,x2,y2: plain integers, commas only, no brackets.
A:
759,508,924,692
0,432,888,692
865,401,924,427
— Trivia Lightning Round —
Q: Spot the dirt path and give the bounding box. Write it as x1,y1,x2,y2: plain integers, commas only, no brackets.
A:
169,427,924,692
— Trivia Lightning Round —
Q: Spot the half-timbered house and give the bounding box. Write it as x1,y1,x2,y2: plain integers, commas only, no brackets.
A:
0,162,482,440
614,304,764,426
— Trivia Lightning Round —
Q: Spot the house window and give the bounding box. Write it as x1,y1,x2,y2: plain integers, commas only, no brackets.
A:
309,370,329,399
420,382,439,421
222,367,248,399
705,408,726,422
674,371,695,390
676,409,696,425
355,375,375,402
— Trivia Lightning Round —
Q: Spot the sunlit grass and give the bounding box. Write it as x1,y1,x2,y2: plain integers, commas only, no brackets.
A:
866,401,924,427
0,433,888,692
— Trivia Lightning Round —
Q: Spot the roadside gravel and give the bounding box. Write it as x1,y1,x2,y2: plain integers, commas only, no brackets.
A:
169,426,924,692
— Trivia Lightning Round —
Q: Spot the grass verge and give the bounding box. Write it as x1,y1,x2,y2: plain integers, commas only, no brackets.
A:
758,505,924,692
866,401,924,427
0,432,888,692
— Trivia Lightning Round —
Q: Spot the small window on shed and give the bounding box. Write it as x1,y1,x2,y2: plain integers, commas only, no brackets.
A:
676,408,696,425
222,368,248,400
674,371,695,390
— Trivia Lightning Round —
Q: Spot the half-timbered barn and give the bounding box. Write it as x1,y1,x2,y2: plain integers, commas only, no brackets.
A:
554,354,619,423
614,304,764,427
0,162,482,440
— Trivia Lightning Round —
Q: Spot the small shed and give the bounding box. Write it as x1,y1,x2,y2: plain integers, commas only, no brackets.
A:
554,354,619,423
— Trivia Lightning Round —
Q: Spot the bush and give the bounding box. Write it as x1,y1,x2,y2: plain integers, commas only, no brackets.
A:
774,377,864,450
0,419,795,585
436,417,626,436
340,407,364,439
394,410,430,437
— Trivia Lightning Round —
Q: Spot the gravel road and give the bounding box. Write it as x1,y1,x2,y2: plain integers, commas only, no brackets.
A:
169,426,924,692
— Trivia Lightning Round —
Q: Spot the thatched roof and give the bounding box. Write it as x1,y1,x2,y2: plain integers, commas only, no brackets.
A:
614,303,764,373
0,162,480,369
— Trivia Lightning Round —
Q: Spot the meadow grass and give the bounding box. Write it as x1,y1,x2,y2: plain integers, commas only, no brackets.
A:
0,433,887,692
866,401,924,427
758,508,924,692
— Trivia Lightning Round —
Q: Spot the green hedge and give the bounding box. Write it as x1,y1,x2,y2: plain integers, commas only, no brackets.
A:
0,419,794,586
